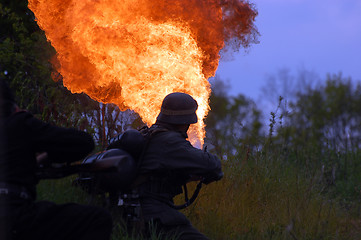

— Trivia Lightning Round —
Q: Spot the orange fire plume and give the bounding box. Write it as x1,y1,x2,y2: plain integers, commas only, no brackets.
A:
28,0,258,147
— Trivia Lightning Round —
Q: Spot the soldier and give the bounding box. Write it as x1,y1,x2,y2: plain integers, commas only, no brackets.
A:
0,81,112,240
138,92,223,240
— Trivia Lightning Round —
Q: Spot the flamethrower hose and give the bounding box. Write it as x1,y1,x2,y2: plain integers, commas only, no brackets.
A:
171,180,203,210
36,156,124,180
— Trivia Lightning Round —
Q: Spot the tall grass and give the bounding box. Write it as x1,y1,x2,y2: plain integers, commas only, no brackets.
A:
181,149,361,239
178,108,361,239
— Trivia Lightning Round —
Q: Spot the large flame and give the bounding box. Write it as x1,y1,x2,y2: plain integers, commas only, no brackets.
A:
28,0,258,146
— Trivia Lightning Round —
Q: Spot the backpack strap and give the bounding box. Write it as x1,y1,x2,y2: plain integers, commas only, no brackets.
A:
130,125,169,188
133,125,204,210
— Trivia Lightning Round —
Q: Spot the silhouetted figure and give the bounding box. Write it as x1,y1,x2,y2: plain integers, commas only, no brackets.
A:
138,92,223,240
0,80,112,240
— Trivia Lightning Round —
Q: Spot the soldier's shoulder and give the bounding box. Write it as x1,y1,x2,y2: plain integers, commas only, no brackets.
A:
6,110,33,124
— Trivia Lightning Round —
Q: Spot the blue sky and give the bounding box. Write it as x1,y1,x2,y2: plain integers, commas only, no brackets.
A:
215,0,361,103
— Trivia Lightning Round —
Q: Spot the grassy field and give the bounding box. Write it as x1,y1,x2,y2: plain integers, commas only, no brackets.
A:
181,149,361,239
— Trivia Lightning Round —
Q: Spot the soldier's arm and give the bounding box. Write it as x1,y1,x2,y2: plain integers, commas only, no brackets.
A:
24,112,94,163
163,132,223,181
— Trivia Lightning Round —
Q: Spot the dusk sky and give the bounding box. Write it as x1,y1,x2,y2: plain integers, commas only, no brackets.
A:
215,0,361,106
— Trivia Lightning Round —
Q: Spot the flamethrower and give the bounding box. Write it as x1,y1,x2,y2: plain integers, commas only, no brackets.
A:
36,129,223,232
36,147,222,208
36,148,142,231
35,148,221,232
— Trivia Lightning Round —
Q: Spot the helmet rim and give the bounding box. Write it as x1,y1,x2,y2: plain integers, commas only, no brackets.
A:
156,92,198,125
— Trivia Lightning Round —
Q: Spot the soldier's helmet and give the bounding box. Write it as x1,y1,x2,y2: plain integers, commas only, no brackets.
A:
156,92,198,125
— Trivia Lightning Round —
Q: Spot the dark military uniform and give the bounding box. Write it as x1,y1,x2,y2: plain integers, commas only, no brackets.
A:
0,110,112,240
138,124,222,240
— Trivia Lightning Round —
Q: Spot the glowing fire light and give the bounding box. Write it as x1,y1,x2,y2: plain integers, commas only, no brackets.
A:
28,0,258,146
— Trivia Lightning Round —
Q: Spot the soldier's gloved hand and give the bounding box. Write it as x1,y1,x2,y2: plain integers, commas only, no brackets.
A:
203,171,224,184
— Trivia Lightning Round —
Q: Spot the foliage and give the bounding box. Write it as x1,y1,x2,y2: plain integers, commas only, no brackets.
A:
205,76,262,159
282,74,361,152
268,74,361,203
0,0,91,125
87,103,140,150
182,148,361,240
1,0,54,114
182,84,361,238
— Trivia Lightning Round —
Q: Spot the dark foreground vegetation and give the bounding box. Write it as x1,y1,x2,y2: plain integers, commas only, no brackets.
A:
2,1,361,239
